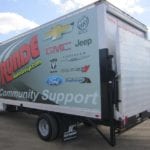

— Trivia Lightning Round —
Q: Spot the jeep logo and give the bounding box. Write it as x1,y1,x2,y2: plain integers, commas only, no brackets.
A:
75,38,92,47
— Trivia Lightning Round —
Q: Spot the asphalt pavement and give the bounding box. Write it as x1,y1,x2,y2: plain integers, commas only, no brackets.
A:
0,112,150,150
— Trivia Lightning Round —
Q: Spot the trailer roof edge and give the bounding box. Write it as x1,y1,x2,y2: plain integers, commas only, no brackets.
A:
0,0,148,44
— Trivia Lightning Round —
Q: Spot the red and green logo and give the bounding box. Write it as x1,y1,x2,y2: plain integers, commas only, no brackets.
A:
0,35,41,85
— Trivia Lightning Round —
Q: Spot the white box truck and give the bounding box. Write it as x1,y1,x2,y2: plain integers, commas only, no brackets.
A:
0,0,150,146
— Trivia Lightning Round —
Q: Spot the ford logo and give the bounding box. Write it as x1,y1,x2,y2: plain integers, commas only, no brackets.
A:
47,76,64,86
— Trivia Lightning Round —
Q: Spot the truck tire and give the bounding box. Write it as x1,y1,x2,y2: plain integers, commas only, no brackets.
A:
37,113,58,141
53,114,64,138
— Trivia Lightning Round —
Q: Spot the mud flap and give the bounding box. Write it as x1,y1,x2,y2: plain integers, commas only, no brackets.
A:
63,124,77,141
62,116,78,141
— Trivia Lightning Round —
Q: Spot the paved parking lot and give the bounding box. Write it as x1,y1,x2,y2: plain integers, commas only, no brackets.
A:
0,112,150,150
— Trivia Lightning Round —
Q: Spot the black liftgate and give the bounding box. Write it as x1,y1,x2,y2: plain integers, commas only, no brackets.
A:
87,48,119,146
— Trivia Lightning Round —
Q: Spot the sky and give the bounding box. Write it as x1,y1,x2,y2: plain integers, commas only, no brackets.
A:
0,0,150,42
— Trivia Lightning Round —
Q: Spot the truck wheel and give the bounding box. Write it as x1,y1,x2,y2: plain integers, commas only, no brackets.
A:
37,113,58,141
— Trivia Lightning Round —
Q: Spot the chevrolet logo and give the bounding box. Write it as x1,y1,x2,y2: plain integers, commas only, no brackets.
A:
45,22,74,40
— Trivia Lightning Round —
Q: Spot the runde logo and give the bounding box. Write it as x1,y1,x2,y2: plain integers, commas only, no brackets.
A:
77,16,89,34
0,35,40,86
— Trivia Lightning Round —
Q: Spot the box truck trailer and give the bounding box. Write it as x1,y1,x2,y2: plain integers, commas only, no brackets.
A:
0,0,150,146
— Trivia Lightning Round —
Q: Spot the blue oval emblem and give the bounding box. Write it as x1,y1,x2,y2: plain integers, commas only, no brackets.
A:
47,76,64,86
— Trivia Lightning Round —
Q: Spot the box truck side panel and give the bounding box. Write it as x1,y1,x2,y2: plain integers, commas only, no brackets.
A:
0,7,102,119
116,28,150,118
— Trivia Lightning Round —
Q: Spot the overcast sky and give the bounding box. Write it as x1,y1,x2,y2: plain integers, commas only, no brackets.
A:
0,0,149,42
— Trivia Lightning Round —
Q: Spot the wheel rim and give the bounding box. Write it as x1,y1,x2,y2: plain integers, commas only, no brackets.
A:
39,119,49,137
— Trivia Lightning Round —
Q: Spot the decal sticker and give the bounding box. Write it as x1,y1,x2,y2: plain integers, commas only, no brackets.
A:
14,60,42,79
61,52,90,62
0,88,39,102
45,22,74,40
46,76,64,86
42,89,98,105
46,41,71,55
61,65,90,73
0,35,41,86
77,16,89,34
75,38,92,47
50,58,58,73
66,77,91,83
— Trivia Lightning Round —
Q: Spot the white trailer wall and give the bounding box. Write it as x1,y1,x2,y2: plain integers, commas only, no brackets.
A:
116,28,150,119
104,3,147,72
